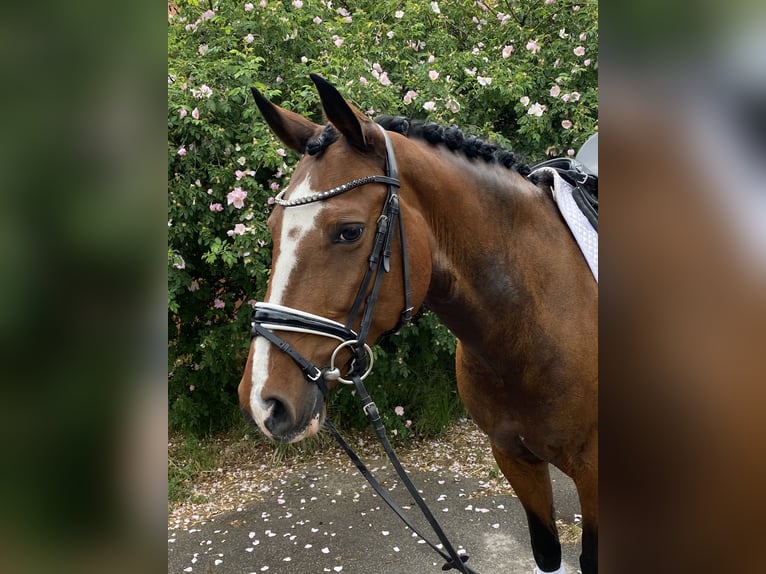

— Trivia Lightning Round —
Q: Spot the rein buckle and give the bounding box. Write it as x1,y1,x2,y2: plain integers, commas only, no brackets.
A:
363,400,380,419
305,367,323,382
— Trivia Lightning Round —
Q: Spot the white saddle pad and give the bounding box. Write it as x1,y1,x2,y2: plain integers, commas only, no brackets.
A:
532,167,598,283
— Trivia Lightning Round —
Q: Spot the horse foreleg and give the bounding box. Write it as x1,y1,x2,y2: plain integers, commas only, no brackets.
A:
570,432,597,574
490,443,564,574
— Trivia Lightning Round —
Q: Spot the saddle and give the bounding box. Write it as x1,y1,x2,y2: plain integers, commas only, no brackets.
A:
529,133,598,231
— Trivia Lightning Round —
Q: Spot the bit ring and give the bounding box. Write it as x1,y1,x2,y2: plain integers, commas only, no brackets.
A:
328,340,374,384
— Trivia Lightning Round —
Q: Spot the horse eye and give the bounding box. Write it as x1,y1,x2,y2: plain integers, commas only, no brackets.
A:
335,224,364,243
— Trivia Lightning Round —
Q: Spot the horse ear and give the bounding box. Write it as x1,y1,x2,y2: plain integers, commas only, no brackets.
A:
310,73,372,151
250,86,320,154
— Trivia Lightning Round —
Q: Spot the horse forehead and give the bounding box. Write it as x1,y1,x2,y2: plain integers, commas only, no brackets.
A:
269,174,326,304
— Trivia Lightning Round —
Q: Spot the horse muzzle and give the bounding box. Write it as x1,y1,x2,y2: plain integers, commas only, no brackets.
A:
244,303,375,442
245,378,326,443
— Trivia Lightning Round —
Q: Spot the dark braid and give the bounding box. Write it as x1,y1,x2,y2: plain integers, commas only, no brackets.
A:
376,116,528,174
306,124,339,156
305,115,529,175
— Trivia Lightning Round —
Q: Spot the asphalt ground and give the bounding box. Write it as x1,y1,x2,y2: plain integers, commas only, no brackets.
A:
168,459,582,573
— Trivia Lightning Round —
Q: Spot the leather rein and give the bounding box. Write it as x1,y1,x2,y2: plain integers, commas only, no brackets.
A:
250,125,476,573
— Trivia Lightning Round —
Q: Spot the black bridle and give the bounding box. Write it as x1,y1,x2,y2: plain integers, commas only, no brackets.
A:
250,125,412,392
250,125,477,573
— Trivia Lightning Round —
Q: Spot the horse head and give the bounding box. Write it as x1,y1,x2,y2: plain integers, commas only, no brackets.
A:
238,75,431,442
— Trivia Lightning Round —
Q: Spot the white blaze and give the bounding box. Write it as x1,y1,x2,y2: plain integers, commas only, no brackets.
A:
249,175,326,433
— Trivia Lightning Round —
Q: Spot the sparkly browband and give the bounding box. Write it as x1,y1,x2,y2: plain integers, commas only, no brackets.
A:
274,175,401,207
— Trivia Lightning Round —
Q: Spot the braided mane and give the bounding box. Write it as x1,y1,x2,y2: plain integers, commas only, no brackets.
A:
306,116,530,177
376,116,530,176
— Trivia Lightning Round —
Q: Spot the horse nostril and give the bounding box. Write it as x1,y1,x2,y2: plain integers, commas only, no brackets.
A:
263,398,295,439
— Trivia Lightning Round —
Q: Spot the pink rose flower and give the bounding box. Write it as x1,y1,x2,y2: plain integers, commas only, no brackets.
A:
526,39,541,54
527,102,546,117
172,254,185,269
227,187,247,209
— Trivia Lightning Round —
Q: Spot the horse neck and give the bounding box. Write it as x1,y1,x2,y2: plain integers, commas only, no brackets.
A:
398,140,596,355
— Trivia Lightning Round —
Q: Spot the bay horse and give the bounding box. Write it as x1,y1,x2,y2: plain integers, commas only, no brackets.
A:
238,74,598,574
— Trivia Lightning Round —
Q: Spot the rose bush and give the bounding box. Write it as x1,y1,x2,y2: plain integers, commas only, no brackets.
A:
168,0,597,435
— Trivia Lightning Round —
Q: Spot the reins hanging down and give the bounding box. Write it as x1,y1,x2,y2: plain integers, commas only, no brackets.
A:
324,375,477,574
250,126,476,573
